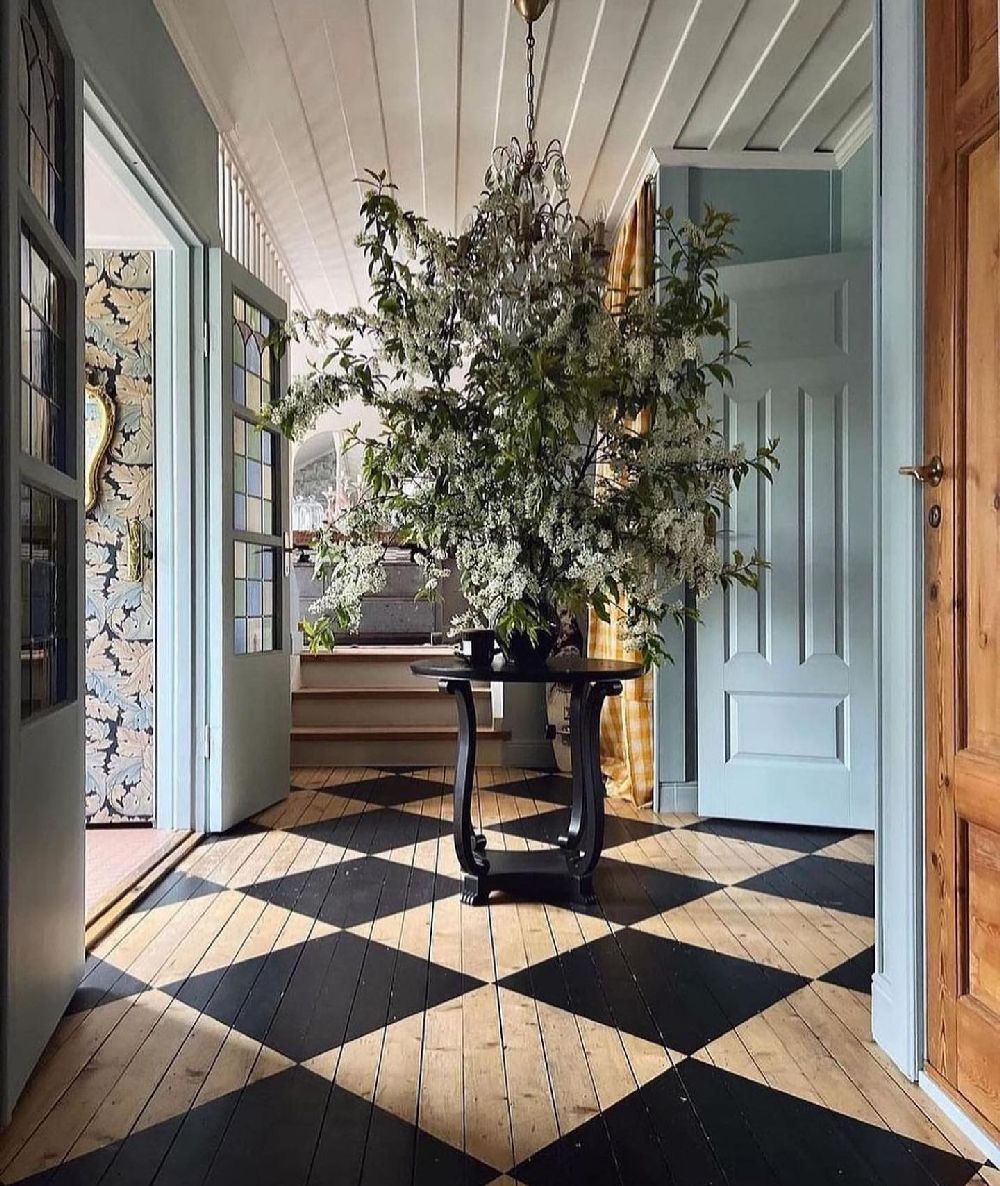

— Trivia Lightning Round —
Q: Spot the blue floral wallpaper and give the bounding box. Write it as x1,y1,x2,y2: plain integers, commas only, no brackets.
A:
84,250,155,823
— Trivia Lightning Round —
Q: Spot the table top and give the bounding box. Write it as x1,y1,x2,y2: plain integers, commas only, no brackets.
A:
411,654,645,684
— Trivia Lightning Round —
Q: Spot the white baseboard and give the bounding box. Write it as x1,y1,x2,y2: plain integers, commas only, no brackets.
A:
918,1072,1000,1166
657,780,698,814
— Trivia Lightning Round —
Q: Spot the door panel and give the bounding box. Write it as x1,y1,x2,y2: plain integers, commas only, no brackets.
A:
208,253,290,832
924,0,1000,1132
698,251,874,828
1,0,85,1119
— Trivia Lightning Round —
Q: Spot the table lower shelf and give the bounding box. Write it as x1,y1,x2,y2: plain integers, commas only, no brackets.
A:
460,845,596,906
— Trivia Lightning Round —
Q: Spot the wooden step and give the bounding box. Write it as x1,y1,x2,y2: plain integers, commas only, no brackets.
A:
292,685,491,728
298,645,456,689
291,725,510,742
290,724,511,768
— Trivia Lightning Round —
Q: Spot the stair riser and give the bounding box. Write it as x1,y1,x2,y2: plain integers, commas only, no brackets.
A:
299,658,438,689
292,695,491,729
290,736,508,767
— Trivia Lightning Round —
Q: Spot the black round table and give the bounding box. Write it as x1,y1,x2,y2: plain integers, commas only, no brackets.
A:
411,656,645,906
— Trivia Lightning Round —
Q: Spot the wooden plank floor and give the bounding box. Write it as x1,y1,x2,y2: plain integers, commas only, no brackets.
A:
0,767,995,1185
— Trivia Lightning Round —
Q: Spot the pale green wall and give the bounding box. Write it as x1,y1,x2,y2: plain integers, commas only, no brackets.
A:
840,138,874,251
690,167,840,263
53,0,220,243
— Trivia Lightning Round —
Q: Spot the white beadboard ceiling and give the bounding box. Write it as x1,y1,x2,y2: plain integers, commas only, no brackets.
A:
155,0,873,312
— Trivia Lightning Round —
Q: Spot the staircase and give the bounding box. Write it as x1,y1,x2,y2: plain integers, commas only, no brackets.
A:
290,645,510,768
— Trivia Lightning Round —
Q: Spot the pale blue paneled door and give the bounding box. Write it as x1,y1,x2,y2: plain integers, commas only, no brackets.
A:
697,251,875,829
207,253,291,833
1,0,86,1120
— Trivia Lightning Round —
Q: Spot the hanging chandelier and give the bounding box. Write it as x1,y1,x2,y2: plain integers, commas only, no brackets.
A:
466,0,609,336
481,1,607,252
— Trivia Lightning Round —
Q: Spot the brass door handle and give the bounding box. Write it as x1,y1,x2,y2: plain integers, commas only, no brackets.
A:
899,455,944,486
127,519,146,581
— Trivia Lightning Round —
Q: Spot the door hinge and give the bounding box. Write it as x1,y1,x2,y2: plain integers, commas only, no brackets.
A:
203,725,212,759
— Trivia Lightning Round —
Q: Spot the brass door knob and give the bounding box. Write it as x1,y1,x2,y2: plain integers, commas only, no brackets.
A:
899,455,944,486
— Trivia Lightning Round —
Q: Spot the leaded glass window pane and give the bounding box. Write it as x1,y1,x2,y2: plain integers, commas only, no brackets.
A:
19,226,65,470
234,541,278,655
18,0,65,232
233,292,274,413
20,483,69,717
234,416,277,535
232,291,281,655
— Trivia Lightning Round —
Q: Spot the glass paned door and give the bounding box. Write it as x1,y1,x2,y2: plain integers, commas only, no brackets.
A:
2,0,85,1122
207,254,290,833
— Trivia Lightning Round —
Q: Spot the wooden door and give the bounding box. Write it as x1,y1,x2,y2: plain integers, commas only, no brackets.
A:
924,0,1000,1131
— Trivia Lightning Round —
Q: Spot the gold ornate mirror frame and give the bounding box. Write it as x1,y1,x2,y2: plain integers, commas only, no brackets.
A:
84,382,116,512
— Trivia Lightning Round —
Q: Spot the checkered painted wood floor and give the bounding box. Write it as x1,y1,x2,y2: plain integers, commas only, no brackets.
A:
1,767,996,1185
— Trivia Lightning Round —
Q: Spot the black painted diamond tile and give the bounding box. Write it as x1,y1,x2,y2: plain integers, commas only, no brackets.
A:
500,926,807,1054
29,1063,493,1186
514,1061,984,1186
736,853,875,918
66,955,150,1015
243,855,461,929
684,816,855,855
590,855,718,926
820,946,875,994
130,870,225,914
324,771,447,807
488,771,575,806
163,929,482,1062
513,1065,723,1186
291,805,451,855
484,852,714,926
488,806,672,852
311,1081,497,1186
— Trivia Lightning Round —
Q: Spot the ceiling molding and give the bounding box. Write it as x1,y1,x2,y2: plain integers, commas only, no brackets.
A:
833,105,874,167
650,147,839,172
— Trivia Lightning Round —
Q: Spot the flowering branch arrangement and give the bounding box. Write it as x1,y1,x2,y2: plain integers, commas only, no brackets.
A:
264,156,776,667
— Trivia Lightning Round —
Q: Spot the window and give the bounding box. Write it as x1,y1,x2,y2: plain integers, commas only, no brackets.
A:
20,484,69,717
234,541,277,655
20,227,66,470
17,0,65,233
232,292,281,655
234,416,277,535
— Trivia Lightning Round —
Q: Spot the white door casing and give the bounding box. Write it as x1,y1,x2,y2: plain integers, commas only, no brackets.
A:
698,250,875,829
206,251,291,833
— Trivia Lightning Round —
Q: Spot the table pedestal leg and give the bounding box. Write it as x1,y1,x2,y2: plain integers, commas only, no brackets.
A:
568,679,622,903
441,679,490,904
558,682,590,853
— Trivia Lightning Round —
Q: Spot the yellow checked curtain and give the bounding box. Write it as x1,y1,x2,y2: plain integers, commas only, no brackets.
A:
587,178,656,808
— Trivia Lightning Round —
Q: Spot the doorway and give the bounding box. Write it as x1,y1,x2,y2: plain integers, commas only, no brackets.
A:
80,103,198,926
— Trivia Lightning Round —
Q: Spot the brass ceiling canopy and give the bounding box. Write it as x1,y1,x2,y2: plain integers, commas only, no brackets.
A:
513,0,552,23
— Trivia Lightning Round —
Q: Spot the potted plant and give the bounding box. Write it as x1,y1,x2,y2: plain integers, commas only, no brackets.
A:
263,155,776,669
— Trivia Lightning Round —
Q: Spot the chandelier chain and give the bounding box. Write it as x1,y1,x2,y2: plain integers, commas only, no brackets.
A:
525,22,536,147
